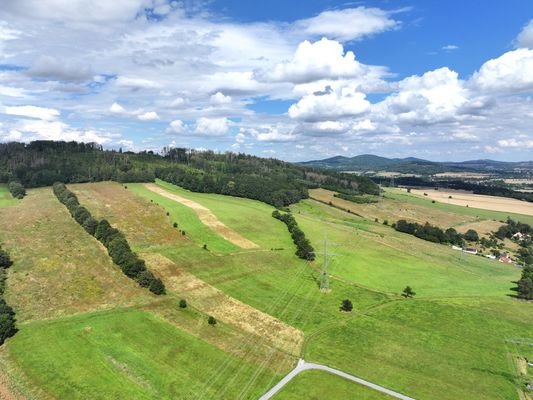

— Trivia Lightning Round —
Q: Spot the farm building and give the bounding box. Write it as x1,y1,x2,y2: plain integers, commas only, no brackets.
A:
498,256,513,264
464,248,478,255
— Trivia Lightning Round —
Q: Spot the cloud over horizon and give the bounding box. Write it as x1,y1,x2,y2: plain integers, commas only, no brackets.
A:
0,1,532,161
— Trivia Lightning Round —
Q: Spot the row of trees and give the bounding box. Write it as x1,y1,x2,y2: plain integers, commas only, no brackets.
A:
8,181,25,199
0,246,16,345
272,210,315,260
394,220,478,245
52,183,165,295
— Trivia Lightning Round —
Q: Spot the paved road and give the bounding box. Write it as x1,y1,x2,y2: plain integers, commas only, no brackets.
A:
259,359,416,400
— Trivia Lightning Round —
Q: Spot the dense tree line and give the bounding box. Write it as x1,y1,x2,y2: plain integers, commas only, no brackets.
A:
0,141,379,208
0,245,16,345
8,181,25,199
52,182,165,295
272,210,315,260
394,219,471,246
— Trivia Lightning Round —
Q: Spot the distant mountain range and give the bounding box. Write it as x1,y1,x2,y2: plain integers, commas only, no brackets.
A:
300,154,533,175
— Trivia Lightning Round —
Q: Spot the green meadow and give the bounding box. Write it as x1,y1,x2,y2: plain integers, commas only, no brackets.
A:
0,181,531,399
0,184,17,208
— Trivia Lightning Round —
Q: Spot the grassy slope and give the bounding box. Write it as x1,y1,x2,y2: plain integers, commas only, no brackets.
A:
9,308,280,400
0,184,17,208
120,182,388,334
274,370,394,400
4,181,530,399
0,187,153,322
293,199,521,297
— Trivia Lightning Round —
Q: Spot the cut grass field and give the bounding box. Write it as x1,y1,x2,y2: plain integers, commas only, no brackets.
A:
274,369,395,400
2,181,531,399
305,298,533,400
0,184,17,208
8,308,283,400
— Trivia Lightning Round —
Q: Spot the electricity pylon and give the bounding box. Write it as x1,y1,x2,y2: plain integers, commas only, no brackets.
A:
318,236,339,292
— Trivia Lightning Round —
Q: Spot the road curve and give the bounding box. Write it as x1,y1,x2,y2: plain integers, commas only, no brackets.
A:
259,359,416,400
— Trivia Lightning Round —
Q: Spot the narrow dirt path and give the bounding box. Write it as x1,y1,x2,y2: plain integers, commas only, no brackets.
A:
143,183,258,249
259,359,416,400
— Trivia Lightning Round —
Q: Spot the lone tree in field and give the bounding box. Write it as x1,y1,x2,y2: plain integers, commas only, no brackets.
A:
340,299,353,312
402,286,416,298
208,316,217,326
179,299,187,308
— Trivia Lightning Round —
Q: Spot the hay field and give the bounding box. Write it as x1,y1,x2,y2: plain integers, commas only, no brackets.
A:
411,188,533,216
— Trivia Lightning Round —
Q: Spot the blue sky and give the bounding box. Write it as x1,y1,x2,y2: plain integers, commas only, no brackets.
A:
0,1,533,161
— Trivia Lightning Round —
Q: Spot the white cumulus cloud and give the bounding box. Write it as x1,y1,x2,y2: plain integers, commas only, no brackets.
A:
471,48,533,93
266,38,387,84
289,86,370,122
195,117,230,136
138,111,159,121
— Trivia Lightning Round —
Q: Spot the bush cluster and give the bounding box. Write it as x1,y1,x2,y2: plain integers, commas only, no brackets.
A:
334,193,378,204
0,246,16,345
53,182,165,295
272,210,315,260
8,181,25,199
517,266,533,300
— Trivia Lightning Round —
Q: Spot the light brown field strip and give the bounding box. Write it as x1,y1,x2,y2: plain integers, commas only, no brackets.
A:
144,183,258,249
410,189,533,216
144,253,304,356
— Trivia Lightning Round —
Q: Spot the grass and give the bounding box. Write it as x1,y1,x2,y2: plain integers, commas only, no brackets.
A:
304,298,533,400
0,187,153,322
293,199,521,297
148,179,293,249
0,184,17,208
385,188,533,227
2,181,532,399
8,308,283,400
127,183,239,253
274,370,395,400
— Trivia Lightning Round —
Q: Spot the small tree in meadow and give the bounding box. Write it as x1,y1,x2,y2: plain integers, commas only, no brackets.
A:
340,299,353,312
402,286,416,298
179,299,187,308
208,316,217,326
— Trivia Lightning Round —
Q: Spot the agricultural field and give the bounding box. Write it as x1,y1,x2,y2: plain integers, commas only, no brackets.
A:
0,181,531,399
409,188,533,219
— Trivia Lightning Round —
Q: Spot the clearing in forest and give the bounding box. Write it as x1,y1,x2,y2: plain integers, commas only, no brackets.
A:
144,183,258,249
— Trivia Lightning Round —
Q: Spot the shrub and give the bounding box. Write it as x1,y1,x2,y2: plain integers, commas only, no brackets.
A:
208,316,217,326
8,181,25,199
179,299,187,308
340,299,353,312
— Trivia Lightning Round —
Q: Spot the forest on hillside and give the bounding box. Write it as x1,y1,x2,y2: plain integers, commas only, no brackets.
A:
0,141,379,207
